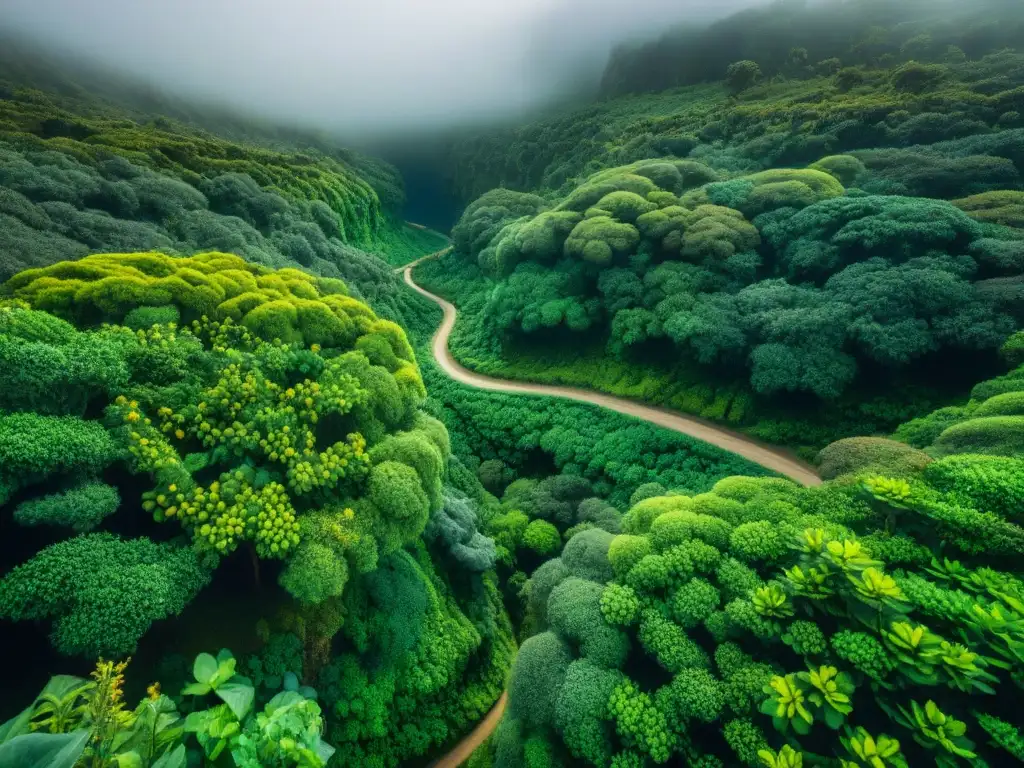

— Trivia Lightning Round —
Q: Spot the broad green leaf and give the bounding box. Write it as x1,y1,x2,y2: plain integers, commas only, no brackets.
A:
36,676,92,704
209,657,237,689
114,751,143,768
209,738,227,761
184,709,215,733
283,672,299,692
193,653,218,684
1,675,93,745
0,729,89,768
152,745,187,768
215,681,255,721
0,707,34,745
181,682,211,697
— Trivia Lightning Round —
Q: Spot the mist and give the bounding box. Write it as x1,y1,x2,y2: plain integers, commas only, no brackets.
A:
0,0,759,137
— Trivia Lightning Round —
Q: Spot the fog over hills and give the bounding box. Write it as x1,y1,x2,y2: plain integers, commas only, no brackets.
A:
0,0,757,136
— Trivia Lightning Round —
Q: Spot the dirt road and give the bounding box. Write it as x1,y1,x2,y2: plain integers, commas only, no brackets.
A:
402,259,821,487
404,245,820,766
427,693,508,768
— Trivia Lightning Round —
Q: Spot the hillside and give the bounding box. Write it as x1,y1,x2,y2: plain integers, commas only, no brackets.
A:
428,10,1024,455
1,4,1024,768
0,37,448,332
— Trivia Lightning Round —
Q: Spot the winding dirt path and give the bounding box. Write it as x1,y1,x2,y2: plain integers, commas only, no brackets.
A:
405,244,821,766
427,693,508,768
402,253,821,487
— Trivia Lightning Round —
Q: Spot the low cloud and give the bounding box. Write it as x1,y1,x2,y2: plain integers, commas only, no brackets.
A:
1,0,759,136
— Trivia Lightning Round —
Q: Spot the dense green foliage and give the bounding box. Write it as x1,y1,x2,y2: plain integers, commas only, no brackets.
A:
432,7,1024,765
0,253,512,766
599,0,1024,97
427,15,1024,452
0,650,333,768
0,41,443,337
419,351,770,510
448,3,1024,203
493,413,1024,766
888,334,1024,478
6,3,1024,766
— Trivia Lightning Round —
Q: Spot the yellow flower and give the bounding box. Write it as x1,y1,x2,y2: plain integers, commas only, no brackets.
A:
147,682,161,701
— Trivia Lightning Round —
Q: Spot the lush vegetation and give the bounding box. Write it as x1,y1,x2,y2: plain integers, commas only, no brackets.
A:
426,2,1024,765
1,650,334,768
446,0,1024,203
0,38,443,336
0,253,512,767
482,340,1024,767
427,6,1024,453
599,0,1024,97
5,1,1024,766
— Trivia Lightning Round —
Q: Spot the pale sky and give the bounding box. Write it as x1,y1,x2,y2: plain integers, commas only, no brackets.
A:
0,0,757,135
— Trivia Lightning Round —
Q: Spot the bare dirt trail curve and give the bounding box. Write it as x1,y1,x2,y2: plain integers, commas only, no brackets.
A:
404,243,821,766
400,250,821,487
427,693,508,768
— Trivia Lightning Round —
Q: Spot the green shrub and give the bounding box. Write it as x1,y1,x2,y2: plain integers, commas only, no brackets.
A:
13,482,120,531
0,533,210,656
974,391,1024,418
933,416,1024,457
524,520,563,556
817,437,932,479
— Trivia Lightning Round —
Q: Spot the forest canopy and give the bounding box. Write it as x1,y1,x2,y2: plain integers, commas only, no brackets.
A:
3,1,1024,767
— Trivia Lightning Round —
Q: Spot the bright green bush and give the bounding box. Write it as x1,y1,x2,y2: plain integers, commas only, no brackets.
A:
601,584,641,626
13,482,120,531
562,528,615,582
661,668,725,724
501,445,1024,765
7,251,380,349
670,577,720,628
608,534,654,578
524,519,563,556
923,453,1024,523
563,216,641,265
716,556,764,600
780,620,827,657
728,521,787,565
0,251,520,767
0,306,132,415
723,718,770,766
555,659,623,766
548,577,631,668
816,437,933,480
0,411,120,488
507,632,573,731
723,663,775,717
607,680,674,762
627,554,670,593
973,391,1024,418
933,415,1024,457
0,533,210,656
638,610,710,673
623,495,692,535
809,155,866,186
